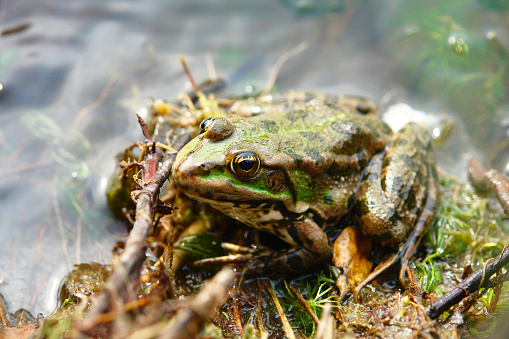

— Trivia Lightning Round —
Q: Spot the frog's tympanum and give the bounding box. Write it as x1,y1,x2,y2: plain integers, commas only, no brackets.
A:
172,91,439,293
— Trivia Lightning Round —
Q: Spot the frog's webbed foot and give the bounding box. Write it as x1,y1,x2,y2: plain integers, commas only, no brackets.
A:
193,243,258,267
242,217,333,278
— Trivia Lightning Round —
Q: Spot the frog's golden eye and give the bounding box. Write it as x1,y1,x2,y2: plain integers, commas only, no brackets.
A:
199,117,215,133
230,152,261,180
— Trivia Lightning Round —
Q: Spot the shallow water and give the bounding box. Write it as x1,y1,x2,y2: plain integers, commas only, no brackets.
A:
0,0,507,316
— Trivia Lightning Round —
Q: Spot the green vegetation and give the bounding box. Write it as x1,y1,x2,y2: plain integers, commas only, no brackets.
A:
386,0,508,145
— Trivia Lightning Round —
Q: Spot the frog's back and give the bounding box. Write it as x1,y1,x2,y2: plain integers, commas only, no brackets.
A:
228,98,393,223
235,99,393,175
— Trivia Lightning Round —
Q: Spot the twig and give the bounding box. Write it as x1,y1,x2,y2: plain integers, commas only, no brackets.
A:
266,282,295,339
179,56,200,95
136,112,152,141
0,160,53,177
315,303,333,339
287,284,320,327
1,22,31,36
255,280,267,335
467,155,489,193
154,268,234,339
426,243,509,319
230,297,244,335
73,75,117,127
79,134,191,333
262,42,309,95
467,155,509,214
205,53,218,82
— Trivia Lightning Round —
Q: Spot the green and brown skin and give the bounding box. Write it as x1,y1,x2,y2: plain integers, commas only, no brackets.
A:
172,91,439,288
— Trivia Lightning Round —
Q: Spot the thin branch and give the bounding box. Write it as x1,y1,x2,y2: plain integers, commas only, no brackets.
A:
262,42,309,95
79,134,191,333
154,268,234,339
287,284,320,327
229,297,244,335
136,112,152,141
426,243,509,319
179,56,200,95
73,75,117,127
266,282,295,339
315,303,333,339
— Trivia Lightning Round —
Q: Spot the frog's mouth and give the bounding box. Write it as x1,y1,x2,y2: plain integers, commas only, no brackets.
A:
172,155,249,203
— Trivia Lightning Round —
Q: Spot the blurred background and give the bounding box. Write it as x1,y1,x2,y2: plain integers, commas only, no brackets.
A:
0,0,508,317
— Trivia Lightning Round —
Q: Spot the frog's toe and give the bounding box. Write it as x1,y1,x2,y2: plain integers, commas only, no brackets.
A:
396,228,425,287
397,171,440,285
353,252,399,301
355,192,438,300
194,253,253,267
336,275,349,301
354,220,432,300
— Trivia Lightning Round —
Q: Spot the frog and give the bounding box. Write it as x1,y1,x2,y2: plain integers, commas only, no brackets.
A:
171,91,439,293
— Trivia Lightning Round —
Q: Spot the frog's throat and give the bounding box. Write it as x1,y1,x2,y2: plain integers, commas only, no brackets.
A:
182,188,310,216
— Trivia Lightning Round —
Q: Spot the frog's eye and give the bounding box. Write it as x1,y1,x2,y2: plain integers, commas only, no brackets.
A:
356,103,372,114
230,152,261,180
199,117,215,133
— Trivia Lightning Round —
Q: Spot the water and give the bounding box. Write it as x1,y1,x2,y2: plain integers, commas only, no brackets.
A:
1,0,507,317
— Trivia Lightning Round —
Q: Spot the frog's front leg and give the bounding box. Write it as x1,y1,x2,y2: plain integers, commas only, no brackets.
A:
352,122,439,295
244,217,333,277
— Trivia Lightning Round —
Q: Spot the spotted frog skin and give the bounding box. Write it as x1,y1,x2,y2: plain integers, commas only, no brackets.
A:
172,91,439,285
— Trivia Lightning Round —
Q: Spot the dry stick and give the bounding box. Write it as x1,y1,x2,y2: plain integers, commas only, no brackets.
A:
156,268,234,339
136,112,152,141
73,75,117,127
255,281,267,336
262,42,308,96
266,282,295,339
315,303,333,339
230,298,244,335
426,243,509,319
179,56,200,95
80,134,191,331
287,284,320,327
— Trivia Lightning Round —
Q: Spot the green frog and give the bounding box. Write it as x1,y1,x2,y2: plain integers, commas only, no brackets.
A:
171,91,439,292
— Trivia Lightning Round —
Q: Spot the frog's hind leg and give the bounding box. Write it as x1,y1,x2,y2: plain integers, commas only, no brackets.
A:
354,154,439,300
353,123,439,300
397,171,439,285
353,180,438,299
